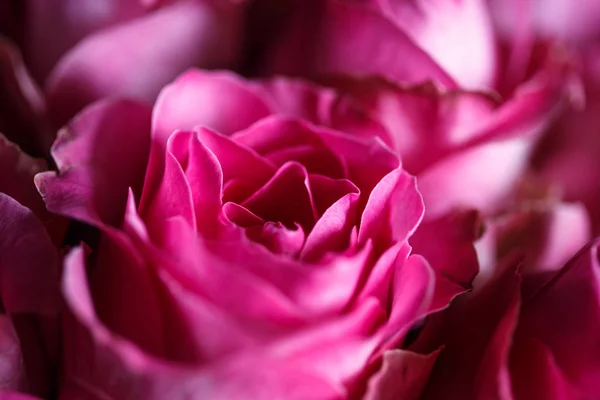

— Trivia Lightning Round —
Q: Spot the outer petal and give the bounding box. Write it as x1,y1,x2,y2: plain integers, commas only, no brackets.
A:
22,0,146,82
258,0,456,87
0,194,60,315
0,316,25,392
418,257,522,400
61,247,348,400
35,99,152,228
0,134,48,219
46,1,246,127
0,38,52,157
374,0,497,89
364,348,440,400
517,239,600,396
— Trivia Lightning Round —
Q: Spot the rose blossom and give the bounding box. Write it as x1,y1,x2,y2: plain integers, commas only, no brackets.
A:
30,68,487,399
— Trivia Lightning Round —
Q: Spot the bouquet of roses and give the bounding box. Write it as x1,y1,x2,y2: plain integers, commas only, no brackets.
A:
0,1,598,399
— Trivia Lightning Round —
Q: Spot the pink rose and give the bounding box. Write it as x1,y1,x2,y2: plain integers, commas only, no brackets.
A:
32,69,485,399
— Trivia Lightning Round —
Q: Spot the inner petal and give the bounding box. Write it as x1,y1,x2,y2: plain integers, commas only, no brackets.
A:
242,161,319,232
246,222,306,258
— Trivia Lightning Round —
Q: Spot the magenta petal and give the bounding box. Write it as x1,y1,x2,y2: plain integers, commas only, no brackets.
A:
46,1,246,126
0,393,42,400
380,254,435,348
62,247,345,400
0,39,52,156
166,130,224,236
0,134,48,219
302,192,360,262
246,222,305,257
0,194,60,314
359,168,424,248
517,239,600,396
233,117,348,179
510,338,573,400
152,69,271,146
35,98,151,228
411,210,481,289
242,162,318,231
0,316,24,391
266,1,456,88
364,348,441,400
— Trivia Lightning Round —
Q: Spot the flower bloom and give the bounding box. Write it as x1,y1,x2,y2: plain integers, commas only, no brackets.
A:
32,68,485,399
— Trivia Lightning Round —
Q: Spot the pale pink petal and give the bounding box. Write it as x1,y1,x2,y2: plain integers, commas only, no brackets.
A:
46,1,246,126
375,0,497,89
35,99,151,228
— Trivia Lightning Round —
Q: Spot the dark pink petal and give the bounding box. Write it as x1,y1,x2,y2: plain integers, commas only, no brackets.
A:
418,257,522,400
308,175,359,217
0,38,52,156
0,316,24,391
46,1,246,127
0,194,60,315
264,1,456,88
517,239,600,396
364,348,441,400
0,134,48,219
410,210,481,290
152,69,271,146
35,99,151,228
473,287,520,400
23,0,146,82
374,0,497,89
359,168,424,249
62,248,345,400
241,162,318,231
0,393,42,400
379,254,435,348
509,338,573,400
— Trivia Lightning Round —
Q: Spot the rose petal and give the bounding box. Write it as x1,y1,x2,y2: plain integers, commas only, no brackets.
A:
364,348,441,400
263,1,456,87
62,248,345,400
35,98,151,228
0,194,60,315
46,1,246,127
359,168,424,249
0,38,51,156
374,0,497,89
